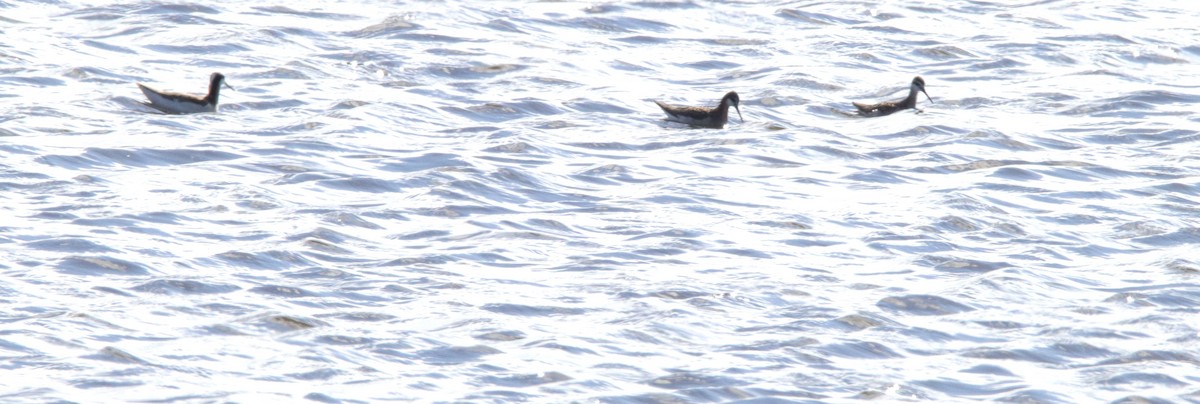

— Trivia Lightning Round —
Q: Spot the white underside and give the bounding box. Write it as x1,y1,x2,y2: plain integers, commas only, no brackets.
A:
138,84,216,114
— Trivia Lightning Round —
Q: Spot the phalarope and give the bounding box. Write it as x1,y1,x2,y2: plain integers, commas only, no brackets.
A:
137,72,233,114
852,76,932,117
654,91,743,129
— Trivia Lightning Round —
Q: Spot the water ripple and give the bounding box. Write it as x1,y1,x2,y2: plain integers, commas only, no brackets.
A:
3,0,1199,402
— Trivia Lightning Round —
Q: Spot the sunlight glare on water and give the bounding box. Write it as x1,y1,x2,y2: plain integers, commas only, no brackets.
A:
2,0,1200,402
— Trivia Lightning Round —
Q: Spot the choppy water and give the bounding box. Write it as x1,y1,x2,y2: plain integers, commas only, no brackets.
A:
3,0,1200,402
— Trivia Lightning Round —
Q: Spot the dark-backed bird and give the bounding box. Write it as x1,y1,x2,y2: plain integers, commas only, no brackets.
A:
852,76,932,117
137,72,233,114
654,91,743,129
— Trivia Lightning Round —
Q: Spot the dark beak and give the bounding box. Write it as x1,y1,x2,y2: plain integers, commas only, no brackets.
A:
920,87,932,103
224,81,235,91
734,104,743,123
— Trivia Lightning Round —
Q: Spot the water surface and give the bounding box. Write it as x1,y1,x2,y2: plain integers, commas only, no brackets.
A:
2,0,1200,402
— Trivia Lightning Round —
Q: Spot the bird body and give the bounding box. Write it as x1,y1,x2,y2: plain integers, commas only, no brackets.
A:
138,72,232,114
853,76,932,117
655,91,743,129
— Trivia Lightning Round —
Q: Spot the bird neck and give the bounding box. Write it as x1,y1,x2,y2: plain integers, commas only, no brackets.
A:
715,99,730,114
206,79,222,105
903,86,920,108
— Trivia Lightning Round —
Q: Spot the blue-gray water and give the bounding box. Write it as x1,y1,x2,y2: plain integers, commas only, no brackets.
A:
3,0,1200,402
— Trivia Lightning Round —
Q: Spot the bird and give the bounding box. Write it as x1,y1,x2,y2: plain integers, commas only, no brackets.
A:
852,76,932,117
137,72,233,114
654,91,743,129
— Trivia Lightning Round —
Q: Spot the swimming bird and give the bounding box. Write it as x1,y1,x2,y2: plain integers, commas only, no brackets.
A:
137,72,233,114
655,91,743,129
852,76,932,117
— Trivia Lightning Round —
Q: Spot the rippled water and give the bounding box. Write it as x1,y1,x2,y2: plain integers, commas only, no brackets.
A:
3,0,1200,402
